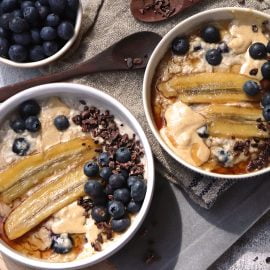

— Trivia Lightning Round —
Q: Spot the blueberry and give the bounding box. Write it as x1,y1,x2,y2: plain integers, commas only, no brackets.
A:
99,167,112,181
92,193,107,206
54,115,70,131
64,7,76,22
113,188,130,204
201,25,221,43
217,149,229,163
261,61,270,80
25,115,41,132
13,32,32,45
263,105,270,121
105,184,113,195
84,180,104,197
115,147,131,163
51,234,73,254
205,49,222,66
98,152,110,166
267,41,270,53
243,80,260,96
37,5,49,19
91,206,109,223
0,27,9,38
127,175,140,189
34,0,42,8
0,37,9,56
249,42,267,59
67,0,78,9
12,137,30,156
262,93,270,107
2,0,17,13
46,13,59,26
0,13,11,30
21,1,34,10
57,21,74,40
108,200,125,219
42,40,58,56
9,16,29,33
120,169,129,180
40,26,56,40
109,173,125,189
171,36,189,55
31,28,41,44
29,45,45,61
10,119,25,133
111,217,130,232
11,9,22,18
48,0,66,14
130,179,146,202
23,6,39,23
83,161,99,177
19,99,41,118
127,200,141,214
8,44,27,62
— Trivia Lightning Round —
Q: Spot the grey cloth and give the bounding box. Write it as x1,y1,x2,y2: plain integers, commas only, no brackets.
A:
42,0,270,209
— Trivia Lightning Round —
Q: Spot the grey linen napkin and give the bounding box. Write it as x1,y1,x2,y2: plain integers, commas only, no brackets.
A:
42,0,270,209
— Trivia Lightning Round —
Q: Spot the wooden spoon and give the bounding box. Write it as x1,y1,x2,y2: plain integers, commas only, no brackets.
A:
131,0,201,23
0,31,162,102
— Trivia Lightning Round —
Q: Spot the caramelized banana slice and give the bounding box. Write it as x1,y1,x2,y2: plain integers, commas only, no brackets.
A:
0,137,98,194
4,168,87,240
158,73,260,103
208,120,268,138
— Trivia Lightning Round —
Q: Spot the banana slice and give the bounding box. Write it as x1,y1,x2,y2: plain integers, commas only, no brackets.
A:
4,167,87,240
158,73,261,103
208,120,268,138
0,137,98,196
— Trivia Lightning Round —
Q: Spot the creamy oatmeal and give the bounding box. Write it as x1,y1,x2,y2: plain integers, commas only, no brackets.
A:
153,14,270,174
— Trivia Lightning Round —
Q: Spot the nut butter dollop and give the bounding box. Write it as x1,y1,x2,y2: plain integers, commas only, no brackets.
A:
160,101,210,166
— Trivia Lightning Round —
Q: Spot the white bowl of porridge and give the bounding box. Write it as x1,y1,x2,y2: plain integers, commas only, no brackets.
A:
143,7,270,179
0,83,154,269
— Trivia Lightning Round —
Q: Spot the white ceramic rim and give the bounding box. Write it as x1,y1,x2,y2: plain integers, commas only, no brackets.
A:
143,7,270,180
0,83,155,269
0,2,83,68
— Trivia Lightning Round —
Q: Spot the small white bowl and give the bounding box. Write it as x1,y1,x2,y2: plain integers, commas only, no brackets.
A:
0,2,82,68
0,83,155,269
143,7,270,180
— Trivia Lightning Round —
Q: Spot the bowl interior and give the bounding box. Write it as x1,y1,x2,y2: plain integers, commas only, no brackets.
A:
143,7,270,180
0,83,154,269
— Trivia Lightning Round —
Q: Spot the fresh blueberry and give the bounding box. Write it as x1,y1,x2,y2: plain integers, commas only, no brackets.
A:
40,26,56,40
109,173,125,189
171,36,189,55
263,105,270,121
46,13,59,26
12,137,30,156
51,234,73,254
2,0,17,13
120,169,129,180
57,21,74,40
9,17,28,33
267,41,270,53
0,37,9,56
42,40,58,56
249,42,267,59
108,200,125,219
10,119,25,133
48,0,66,14
113,188,130,204
243,80,260,96
261,61,270,80
25,115,41,132
201,25,221,43
91,206,109,223
37,5,49,19
98,152,110,166
262,93,270,107
83,161,99,177
54,115,70,131
111,217,130,232
12,32,32,45
19,99,41,118
8,44,28,62
127,175,140,189
67,0,78,9
115,147,131,163
130,179,146,202
29,45,45,61
23,6,39,23
21,1,34,10
99,167,112,181
64,7,76,22
217,149,229,163
0,27,9,38
31,28,41,44
84,180,104,197
92,193,107,206
105,184,113,195
34,0,42,8
11,9,22,18
127,200,141,214
205,49,222,66
0,13,11,30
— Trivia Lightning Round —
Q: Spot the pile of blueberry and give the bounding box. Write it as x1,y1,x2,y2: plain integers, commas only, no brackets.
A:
83,148,147,233
0,0,78,62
